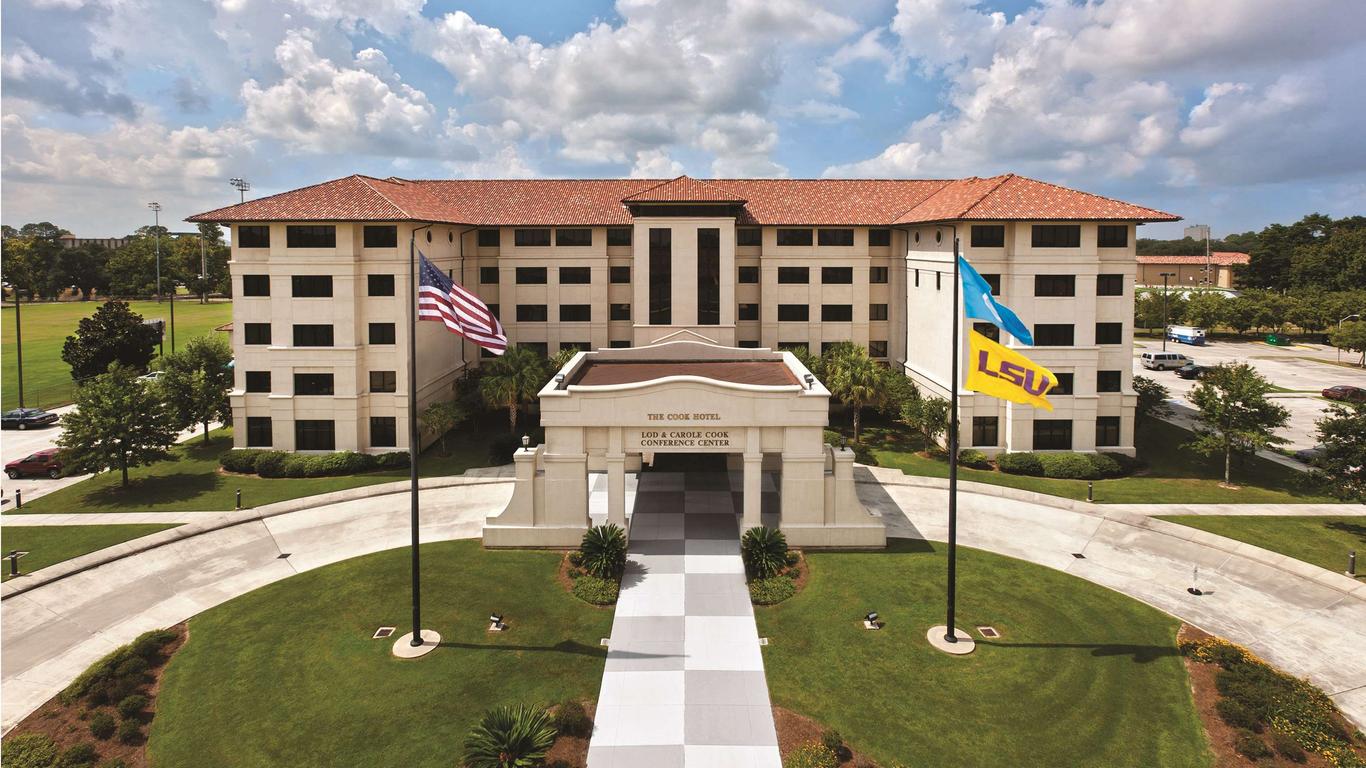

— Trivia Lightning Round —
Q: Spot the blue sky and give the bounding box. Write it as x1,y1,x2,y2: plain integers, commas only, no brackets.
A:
3,0,1364,239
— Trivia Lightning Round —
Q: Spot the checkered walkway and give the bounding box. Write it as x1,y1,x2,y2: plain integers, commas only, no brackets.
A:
586,471,783,768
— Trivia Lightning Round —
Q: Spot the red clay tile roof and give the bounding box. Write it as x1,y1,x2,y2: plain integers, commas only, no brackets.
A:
188,173,1178,226
1136,252,1250,266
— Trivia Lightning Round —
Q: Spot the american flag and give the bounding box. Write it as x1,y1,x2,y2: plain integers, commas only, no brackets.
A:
417,253,507,355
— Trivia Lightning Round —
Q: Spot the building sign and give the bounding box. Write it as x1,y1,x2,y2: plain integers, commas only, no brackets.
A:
646,412,722,422
630,428,735,451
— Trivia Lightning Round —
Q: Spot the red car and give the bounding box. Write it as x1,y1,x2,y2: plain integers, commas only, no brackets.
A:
1322,385,1366,403
5,448,63,479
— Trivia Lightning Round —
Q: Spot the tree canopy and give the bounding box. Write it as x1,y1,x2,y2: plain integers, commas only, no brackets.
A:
57,364,179,487
1310,402,1366,501
160,335,234,441
1187,363,1290,486
60,300,162,380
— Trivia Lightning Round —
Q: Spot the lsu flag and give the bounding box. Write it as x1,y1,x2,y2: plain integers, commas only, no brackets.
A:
959,256,1034,345
966,330,1056,411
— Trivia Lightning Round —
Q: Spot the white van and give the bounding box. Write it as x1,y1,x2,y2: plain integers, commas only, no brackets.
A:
1141,351,1191,370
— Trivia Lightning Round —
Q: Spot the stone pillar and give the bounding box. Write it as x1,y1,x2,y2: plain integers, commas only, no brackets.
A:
607,428,627,530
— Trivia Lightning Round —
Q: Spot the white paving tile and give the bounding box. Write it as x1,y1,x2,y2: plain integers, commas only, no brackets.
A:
682,745,783,768
594,704,685,746
682,553,746,574
598,670,685,708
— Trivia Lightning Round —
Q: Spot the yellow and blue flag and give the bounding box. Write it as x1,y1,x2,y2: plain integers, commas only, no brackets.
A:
965,329,1056,411
959,256,1033,345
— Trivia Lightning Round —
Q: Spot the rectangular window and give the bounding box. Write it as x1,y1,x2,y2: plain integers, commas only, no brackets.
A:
778,304,809,322
237,225,270,248
559,266,591,284
610,266,631,283
488,304,500,319
869,266,888,284
610,340,631,348
244,371,271,392
477,229,500,247
559,304,591,322
1034,324,1075,346
368,274,394,296
293,324,333,347
738,266,759,284
1050,373,1074,396
981,273,1001,295
821,304,853,322
610,303,631,321
368,323,396,345
292,275,333,298
242,274,270,296
1033,419,1073,450
777,267,809,284
778,341,809,354
821,267,853,284
1097,274,1124,296
971,225,1006,248
607,227,632,246
697,228,720,326
868,229,892,247
555,228,592,247
521,342,548,357
363,225,398,248
370,370,397,393
821,342,840,356
649,228,671,325
869,303,888,321
516,304,548,322
1031,224,1081,248
560,341,590,353
737,228,762,247
294,373,334,396
514,228,551,247
972,417,999,447
737,340,760,349
245,417,273,447
1097,370,1122,392
1096,322,1123,345
478,267,499,284
737,303,759,321
776,228,813,246
286,225,336,248
295,420,336,451
515,268,547,285
370,416,397,448
1096,416,1121,447
817,228,854,246
1098,225,1129,248
868,340,888,358
244,323,272,345
973,322,999,342
1034,275,1076,297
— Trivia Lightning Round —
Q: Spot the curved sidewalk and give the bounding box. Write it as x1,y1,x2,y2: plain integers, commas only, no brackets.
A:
0,477,514,734
856,467,1366,728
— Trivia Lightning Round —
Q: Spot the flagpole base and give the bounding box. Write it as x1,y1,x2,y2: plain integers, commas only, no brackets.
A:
927,626,976,655
392,629,441,659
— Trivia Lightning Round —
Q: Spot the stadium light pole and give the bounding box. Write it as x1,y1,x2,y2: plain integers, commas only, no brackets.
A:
229,177,251,203
148,202,163,303
4,284,26,408
1160,272,1176,352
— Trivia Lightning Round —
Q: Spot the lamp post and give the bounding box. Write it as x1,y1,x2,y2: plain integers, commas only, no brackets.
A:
229,177,251,203
168,281,180,353
4,284,26,408
1160,272,1176,352
148,202,163,302
1339,314,1361,365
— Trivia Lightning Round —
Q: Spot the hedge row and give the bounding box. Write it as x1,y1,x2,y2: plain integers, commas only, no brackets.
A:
991,451,1139,480
220,449,409,478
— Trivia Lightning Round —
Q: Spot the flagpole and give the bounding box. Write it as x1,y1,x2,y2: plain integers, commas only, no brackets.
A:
946,229,961,644
408,224,432,647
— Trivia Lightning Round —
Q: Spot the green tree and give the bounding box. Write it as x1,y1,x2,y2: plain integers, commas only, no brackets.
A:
1183,292,1226,330
60,300,161,380
107,236,177,297
1187,363,1290,486
1310,402,1366,501
1330,320,1366,367
57,365,179,487
878,366,919,418
479,345,551,432
823,344,885,442
1134,291,1184,332
1132,375,1173,430
900,395,950,451
1222,294,1261,336
160,335,233,442
48,243,111,300
420,400,468,455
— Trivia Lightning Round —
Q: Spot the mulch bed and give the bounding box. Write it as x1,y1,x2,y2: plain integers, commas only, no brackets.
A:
544,700,596,767
774,706,878,766
2,624,189,768
556,552,617,608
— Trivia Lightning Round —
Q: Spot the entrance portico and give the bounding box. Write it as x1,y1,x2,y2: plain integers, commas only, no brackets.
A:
483,333,886,549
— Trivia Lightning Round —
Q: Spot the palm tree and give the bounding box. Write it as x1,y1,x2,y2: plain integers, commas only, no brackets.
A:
824,345,885,443
463,704,557,768
479,345,551,433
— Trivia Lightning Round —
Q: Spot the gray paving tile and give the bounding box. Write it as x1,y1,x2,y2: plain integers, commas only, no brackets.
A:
610,616,684,642
627,553,685,575
684,705,778,746
633,491,686,515
587,744,685,768
684,590,754,616
684,514,738,539
684,671,771,707
631,539,686,556
685,472,731,491
685,573,749,596
604,640,685,672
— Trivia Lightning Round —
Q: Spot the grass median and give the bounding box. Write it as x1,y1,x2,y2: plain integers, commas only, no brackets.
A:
1155,515,1366,578
0,524,180,580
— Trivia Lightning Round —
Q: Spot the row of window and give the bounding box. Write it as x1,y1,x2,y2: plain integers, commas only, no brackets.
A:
475,227,897,249
243,370,399,395
242,323,395,346
970,417,1122,449
241,274,397,298
238,225,400,250
244,417,396,449
1031,323,1124,346
964,224,1129,250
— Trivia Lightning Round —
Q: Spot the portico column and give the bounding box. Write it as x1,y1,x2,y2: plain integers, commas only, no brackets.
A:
607,429,627,530
742,427,763,531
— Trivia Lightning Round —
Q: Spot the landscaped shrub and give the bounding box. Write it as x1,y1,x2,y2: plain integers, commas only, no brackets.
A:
1086,452,1123,479
375,451,409,469
224,449,407,477
1179,636,1254,667
117,694,148,719
116,719,141,745
1215,697,1262,731
551,699,593,738
571,575,619,605
1234,729,1272,759
131,629,176,661
1104,452,1142,476
1038,452,1100,480
578,524,627,579
784,742,839,768
60,630,175,706
462,704,557,768
57,743,98,768
89,710,116,739
996,452,1044,476
567,550,584,568
253,451,289,478
1270,731,1307,763
219,449,264,474
114,656,148,680
4,733,58,768
956,449,992,469
489,433,523,465
748,576,796,605
820,729,850,761
741,526,788,579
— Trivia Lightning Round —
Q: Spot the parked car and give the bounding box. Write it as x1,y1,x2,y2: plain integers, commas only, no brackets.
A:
5,448,63,479
0,408,59,430
138,371,163,383
1293,446,1324,464
1141,352,1191,370
1175,364,1208,380
1165,325,1207,346
1321,385,1366,403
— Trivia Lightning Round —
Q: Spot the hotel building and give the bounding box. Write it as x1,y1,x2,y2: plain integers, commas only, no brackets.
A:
188,173,1177,457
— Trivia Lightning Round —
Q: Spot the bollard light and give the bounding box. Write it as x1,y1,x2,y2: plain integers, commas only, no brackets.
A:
8,550,19,577
1349,550,1357,578
1087,482,1094,502
521,435,530,450
15,490,21,509
235,489,242,510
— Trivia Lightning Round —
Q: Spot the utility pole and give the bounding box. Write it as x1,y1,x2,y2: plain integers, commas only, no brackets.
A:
229,177,251,203
200,235,208,304
148,202,163,302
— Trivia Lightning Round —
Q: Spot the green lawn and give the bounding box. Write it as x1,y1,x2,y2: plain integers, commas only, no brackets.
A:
847,417,1338,504
1,299,232,411
9,424,491,514
0,524,179,580
150,540,611,767
1155,515,1366,578
756,540,1211,767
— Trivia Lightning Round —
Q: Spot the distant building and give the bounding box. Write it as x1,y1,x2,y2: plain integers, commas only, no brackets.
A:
58,234,131,250
1136,252,1249,289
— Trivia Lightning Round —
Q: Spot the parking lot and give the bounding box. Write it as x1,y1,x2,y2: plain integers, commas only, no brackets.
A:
1132,337,1366,452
